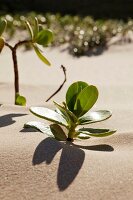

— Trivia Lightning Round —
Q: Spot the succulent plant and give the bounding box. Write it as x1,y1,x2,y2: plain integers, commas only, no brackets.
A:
24,81,116,141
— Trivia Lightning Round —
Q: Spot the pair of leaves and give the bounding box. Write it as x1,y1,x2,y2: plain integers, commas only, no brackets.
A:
29,106,113,128
15,93,26,106
66,81,98,117
25,106,116,141
25,18,53,66
24,121,115,141
26,19,53,46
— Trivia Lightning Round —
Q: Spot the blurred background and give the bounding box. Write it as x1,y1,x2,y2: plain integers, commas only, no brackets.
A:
1,0,133,56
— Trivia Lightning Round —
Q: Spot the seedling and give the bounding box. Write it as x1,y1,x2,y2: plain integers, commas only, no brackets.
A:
25,81,116,141
0,18,53,105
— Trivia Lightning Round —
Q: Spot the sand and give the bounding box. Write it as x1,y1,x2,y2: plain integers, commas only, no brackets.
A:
0,43,133,199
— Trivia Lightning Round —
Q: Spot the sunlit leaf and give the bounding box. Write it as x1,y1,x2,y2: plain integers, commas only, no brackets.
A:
35,29,53,46
0,37,5,53
33,17,39,38
78,110,112,125
0,19,7,36
24,121,67,141
78,128,116,137
24,121,54,137
30,107,68,127
66,81,88,112
25,21,34,40
74,85,98,117
15,93,26,106
33,44,51,66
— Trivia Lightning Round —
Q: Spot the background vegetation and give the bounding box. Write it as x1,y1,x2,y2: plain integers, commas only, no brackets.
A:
1,13,133,56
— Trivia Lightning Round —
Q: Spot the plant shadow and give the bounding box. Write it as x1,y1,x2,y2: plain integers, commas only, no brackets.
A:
32,137,114,191
20,127,38,133
0,113,27,128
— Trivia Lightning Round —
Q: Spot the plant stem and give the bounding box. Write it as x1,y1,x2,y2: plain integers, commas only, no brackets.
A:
12,48,19,96
67,125,76,141
5,40,30,104
46,65,67,102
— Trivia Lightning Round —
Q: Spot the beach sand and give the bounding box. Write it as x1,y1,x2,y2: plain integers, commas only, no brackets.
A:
0,43,133,199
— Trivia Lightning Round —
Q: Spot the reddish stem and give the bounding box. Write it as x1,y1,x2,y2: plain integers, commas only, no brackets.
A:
5,40,30,104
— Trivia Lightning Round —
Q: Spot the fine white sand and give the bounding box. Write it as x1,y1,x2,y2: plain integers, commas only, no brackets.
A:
0,43,133,199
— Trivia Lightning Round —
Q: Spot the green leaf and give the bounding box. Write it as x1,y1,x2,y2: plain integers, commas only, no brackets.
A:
66,81,89,112
78,110,112,125
0,37,5,53
77,128,116,137
15,93,26,106
30,107,68,127
53,101,71,125
0,19,7,36
33,44,51,66
50,124,67,141
74,85,98,117
35,29,53,46
25,21,34,40
24,121,54,137
33,17,39,38
54,101,78,125
24,121,67,141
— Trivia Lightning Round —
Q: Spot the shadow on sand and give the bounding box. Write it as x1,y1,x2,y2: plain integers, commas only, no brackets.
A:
0,113,27,128
32,137,114,191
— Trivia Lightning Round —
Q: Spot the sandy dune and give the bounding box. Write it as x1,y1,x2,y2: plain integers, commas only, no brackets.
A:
0,44,133,199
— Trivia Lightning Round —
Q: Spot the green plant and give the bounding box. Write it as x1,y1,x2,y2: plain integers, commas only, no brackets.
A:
24,81,116,141
0,17,53,105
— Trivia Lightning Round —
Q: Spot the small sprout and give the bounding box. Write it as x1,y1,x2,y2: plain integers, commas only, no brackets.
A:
0,17,53,105
25,18,53,66
25,81,116,141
